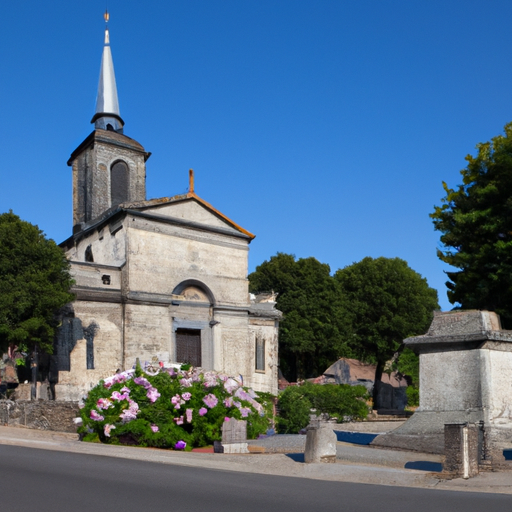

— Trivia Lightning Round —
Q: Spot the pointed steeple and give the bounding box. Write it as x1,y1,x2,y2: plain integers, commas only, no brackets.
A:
91,10,124,133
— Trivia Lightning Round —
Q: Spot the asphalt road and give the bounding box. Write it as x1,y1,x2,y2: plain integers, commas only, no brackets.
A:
2,445,511,512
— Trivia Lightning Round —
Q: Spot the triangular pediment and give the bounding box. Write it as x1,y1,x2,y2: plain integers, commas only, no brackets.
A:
126,193,255,239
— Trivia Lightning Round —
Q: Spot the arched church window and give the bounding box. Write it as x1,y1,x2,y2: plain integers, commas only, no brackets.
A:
110,160,129,207
85,245,94,262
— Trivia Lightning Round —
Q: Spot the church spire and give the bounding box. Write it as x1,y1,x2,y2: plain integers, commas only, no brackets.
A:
91,10,124,133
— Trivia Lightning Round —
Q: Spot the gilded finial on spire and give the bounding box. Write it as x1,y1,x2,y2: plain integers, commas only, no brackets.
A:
92,6,124,133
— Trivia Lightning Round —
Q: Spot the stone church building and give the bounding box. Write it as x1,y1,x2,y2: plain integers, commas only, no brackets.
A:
52,19,280,400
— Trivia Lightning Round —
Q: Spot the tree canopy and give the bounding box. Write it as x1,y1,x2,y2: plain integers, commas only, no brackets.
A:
334,257,439,370
0,211,74,355
249,253,438,383
248,253,352,380
431,123,512,327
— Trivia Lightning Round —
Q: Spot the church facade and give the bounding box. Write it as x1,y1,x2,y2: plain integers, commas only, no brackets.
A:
52,18,280,400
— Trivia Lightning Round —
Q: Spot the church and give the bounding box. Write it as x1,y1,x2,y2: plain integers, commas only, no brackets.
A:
51,16,280,401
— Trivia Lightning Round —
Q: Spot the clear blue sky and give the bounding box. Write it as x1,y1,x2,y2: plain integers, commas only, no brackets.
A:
2,1,511,312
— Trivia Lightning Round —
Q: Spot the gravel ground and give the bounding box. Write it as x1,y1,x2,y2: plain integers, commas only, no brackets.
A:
340,420,406,433
247,420,405,454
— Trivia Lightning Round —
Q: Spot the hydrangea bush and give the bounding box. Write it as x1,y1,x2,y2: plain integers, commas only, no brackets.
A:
78,363,274,450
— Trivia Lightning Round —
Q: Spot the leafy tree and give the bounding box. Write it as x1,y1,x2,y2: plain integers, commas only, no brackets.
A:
334,257,439,401
0,211,74,355
395,347,420,407
431,123,512,327
248,253,352,380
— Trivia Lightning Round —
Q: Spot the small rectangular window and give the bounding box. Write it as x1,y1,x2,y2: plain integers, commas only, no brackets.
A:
255,336,265,371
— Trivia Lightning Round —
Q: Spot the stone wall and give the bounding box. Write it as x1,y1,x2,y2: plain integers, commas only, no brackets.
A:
0,400,79,433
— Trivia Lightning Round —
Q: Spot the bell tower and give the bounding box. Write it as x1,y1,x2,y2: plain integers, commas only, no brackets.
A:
68,11,150,231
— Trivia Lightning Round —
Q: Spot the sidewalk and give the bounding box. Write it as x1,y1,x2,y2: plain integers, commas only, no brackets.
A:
0,425,511,494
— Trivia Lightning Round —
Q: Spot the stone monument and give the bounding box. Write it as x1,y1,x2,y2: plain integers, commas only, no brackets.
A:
214,418,249,454
372,310,512,468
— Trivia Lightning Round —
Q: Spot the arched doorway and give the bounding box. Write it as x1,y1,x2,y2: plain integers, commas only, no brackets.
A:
171,280,215,369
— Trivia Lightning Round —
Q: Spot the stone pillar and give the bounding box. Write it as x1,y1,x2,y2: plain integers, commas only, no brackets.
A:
304,413,337,463
444,423,480,478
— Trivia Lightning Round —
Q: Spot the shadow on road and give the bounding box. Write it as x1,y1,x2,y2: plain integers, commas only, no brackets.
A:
334,431,379,445
404,461,443,472
285,453,305,463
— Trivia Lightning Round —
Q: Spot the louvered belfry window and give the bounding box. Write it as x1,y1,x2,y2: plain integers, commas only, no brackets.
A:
110,160,129,206
176,328,202,367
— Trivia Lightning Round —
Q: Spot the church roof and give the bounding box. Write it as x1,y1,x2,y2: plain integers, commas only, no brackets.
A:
67,129,150,166
61,190,255,249
123,191,256,240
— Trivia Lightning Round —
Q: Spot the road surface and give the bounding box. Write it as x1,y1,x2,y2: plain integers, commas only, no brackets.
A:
1,445,510,511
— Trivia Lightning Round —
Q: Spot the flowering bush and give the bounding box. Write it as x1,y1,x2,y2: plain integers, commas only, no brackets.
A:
78,363,274,450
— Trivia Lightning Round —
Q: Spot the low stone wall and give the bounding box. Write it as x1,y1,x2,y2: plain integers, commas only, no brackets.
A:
0,400,80,433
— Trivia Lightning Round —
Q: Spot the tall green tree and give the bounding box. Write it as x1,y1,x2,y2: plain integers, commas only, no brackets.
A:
431,122,512,327
334,257,439,399
0,211,74,355
248,253,352,380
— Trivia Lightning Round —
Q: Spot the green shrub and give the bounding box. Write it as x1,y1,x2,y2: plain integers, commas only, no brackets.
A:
406,385,419,407
277,382,369,433
78,364,274,449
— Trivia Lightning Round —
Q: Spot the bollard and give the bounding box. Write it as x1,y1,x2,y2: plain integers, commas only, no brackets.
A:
304,412,337,463
444,422,480,478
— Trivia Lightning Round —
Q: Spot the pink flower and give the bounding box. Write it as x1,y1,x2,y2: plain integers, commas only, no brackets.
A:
224,417,230,422
199,407,207,416
235,388,249,401
175,440,186,450
186,408,193,423
203,373,219,388
90,410,104,421
180,378,193,388
104,424,116,437
120,386,131,394
134,376,151,389
114,374,126,384
223,397,234,408
182,392,192,401
224,378,240,394
119,399,139,423
240,407,251,418
97,398,113,410
120,410,137,422
203,393,218,408
174,416,184,425
171,394,184,409
146,387,161,403
111,391,128,402
151,424,159,433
